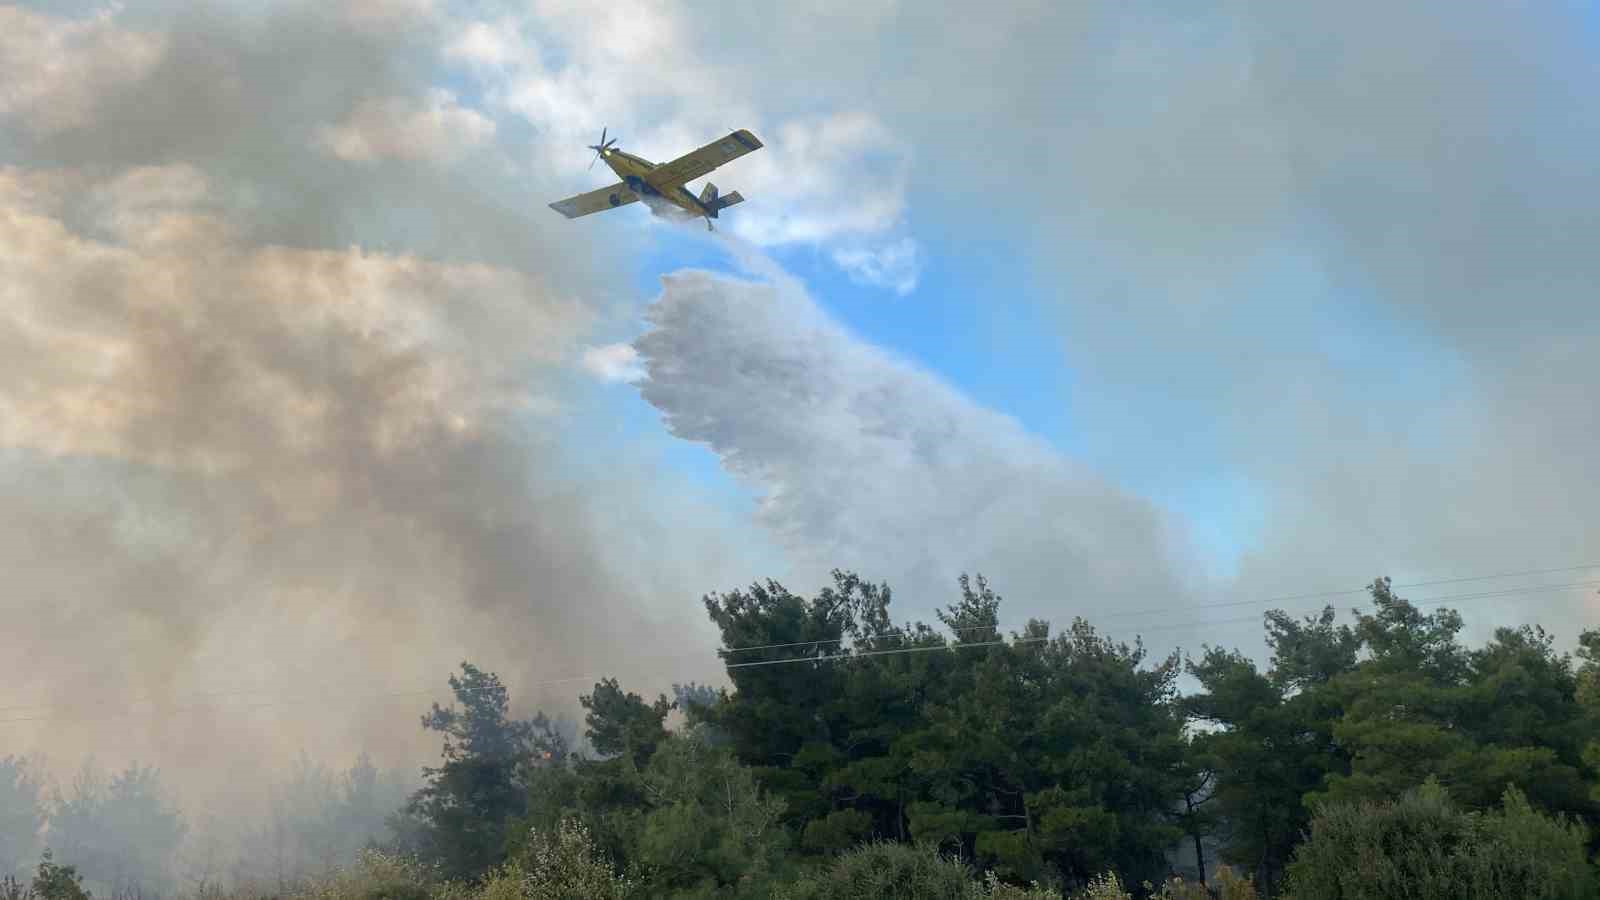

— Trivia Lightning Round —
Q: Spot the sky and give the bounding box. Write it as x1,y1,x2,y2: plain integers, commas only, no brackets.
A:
2,0,1598,812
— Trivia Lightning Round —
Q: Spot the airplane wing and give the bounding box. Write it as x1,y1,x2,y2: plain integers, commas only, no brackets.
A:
548,182,640,219
643,130,763,190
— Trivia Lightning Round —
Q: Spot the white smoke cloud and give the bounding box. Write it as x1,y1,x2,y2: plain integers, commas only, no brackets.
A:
440,6,915,289
314,89,495,163
580,343,646,383
631,265,1195,626
0,4,166,137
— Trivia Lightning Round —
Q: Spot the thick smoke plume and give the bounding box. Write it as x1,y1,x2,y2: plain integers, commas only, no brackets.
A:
0,2,741,835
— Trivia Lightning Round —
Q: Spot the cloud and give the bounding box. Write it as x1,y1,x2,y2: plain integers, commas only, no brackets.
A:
0,163,579,464
832,237,921,296
0,158,625,759
654,0,1600,642
314,89,495,163
0,3,759,817
340,0,436,34
580,343,646,383
0,4,166,137
441,6,915,287
631,267,1193,624
724,112,913,248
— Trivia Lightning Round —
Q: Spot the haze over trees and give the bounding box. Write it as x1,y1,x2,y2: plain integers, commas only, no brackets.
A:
9,570,1600,897
0,755,413,898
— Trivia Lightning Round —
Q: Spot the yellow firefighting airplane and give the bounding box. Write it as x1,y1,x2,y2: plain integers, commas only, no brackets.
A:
548,127,763,231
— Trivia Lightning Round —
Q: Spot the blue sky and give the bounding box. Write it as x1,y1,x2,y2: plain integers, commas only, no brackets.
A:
587,137,1494,590
610,205,1275,580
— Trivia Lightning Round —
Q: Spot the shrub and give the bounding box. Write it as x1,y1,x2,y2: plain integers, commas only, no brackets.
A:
514,819,634,900
1283,778,1590,900
1142,866,1257,900
774,842,976,899
295,849,436,900
30,853,89,900
978,872,1058,899
1069,872,1128,900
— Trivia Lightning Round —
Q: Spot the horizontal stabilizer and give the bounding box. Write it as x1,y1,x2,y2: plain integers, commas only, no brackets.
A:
713,190,744,211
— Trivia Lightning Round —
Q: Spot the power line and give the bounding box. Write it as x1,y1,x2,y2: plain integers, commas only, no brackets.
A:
720,579,1600,669
715,563,1600,656
2,576,1596,726
9,564,1590,718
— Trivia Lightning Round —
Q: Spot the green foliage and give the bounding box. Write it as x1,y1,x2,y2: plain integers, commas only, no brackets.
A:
28,852,89,900
702,571,1191,891
801,811,874,854
582,679,672,767
512,720,788,897
84,567,1600,900
1070,872,1128,900
1186,615,1355,892
979,872,1059,900
512,819,635,900
1315,592,1596,822
1189,577,1600,892
295,849,438,900
1283,778,1591,899
405,663,566,880
773,842,976,899
631,725,789,892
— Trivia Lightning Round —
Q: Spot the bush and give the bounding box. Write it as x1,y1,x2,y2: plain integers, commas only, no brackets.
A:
295,850,438,900
21,853,90,900
774,842,977,899
514,819,634,900
1142,866,1257,900
1069,872,1127,900
979,872,1059,900
1282,778,1590,900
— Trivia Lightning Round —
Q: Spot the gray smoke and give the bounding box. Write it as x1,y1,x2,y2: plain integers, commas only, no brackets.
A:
0,0,745,835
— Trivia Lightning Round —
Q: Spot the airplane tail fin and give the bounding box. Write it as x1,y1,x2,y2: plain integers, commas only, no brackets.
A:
698,184,743,220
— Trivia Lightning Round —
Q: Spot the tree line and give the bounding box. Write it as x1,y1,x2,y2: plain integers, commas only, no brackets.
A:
7,570,1600,897
0,754,411,898
387,571,1600,897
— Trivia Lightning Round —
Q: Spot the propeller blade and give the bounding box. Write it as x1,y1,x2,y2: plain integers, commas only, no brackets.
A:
585,128,614,171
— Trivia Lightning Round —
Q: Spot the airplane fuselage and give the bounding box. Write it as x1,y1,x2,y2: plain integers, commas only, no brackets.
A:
600,148,711,220
549,128,759,228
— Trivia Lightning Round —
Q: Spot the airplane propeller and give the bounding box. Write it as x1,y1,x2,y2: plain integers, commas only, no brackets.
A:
587,127,618,170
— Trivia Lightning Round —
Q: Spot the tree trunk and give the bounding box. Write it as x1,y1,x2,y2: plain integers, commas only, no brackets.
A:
1185,790,1206,888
